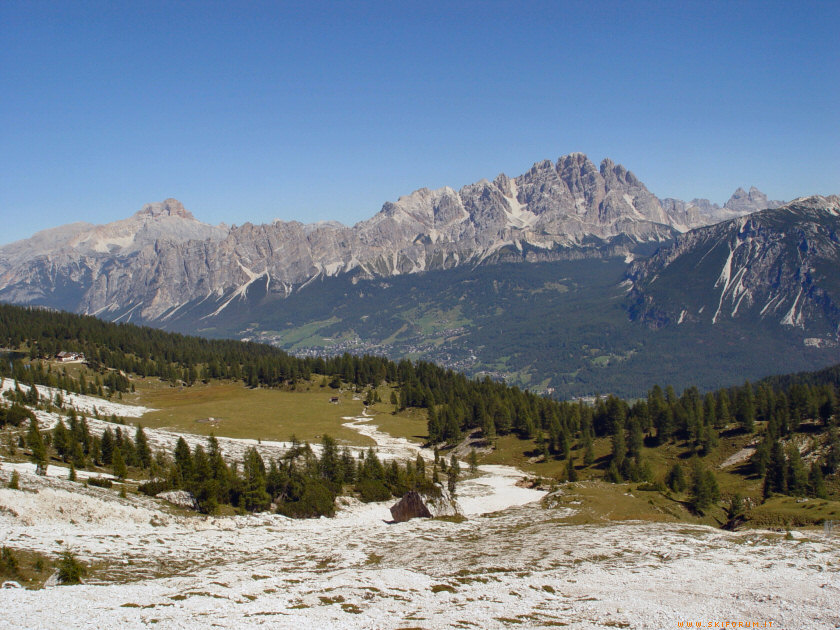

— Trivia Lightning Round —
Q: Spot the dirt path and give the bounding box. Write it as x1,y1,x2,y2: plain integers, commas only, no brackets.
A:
342,410,547,516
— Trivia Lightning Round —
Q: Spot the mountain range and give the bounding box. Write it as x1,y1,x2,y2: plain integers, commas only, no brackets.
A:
0,153,780,324
1,153,837,397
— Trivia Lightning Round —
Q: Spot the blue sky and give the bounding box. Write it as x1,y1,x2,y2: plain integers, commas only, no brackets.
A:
1,0,838,244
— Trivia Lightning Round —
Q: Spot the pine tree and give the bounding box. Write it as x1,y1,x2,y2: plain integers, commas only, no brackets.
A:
447,455,460,495
173,437,192,487
583,432,595,467
704,392,719,428
689,457,719,512
112,446,127,480
52,419,70,462
566,455,578,482
785,444,808,496
427,407,441,444
666,461,687,493
610,429,626,475
100,427,115,466
819,386,836,425
716,391,732,426
736,382,756,434
825,425,840,474
242,447,270,512
750,433,772,477
319,435,342,488
763,440,787,498
808,462,827,499
134,425,151,469
27,418,47,466
468,448,479,475
340,447,357,484
627,420,644,460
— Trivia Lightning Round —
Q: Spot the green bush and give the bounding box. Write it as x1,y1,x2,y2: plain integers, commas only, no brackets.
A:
277,479,335,518
1,546,19,576
87,477,113,489
356,478,391,503
57,551,85,585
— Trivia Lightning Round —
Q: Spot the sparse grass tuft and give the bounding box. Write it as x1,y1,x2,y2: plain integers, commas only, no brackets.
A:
430,584,457,594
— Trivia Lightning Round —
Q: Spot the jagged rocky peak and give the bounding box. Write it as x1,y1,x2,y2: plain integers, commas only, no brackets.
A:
599,157,642,188
135,198,195,220
724,186,783,213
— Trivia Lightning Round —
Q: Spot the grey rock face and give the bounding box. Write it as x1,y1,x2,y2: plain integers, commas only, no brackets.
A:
0,155,785,325
724,186,783,214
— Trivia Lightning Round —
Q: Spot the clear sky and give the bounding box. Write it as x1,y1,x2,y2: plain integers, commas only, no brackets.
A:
1,0,838,244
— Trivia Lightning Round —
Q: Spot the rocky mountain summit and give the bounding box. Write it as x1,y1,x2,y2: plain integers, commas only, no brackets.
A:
659,186,784,230
627,195,840,340
0,153,783,325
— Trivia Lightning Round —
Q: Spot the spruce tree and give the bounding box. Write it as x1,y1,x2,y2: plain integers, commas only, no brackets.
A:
468,448,479,475
689,457,719,512
27,418,47,467
666,461,687,493
763,440,787,498
242,447,270,512
447,455,460,495
134,425,151,469
785,444,807,496
566,455,578,482
112,446,127,480
808,462,827,499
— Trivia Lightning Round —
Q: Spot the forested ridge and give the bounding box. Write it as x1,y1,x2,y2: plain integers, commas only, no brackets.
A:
1,302,839,521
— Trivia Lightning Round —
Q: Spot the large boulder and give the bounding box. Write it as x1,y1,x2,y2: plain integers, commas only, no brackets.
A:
389,487,463,522
390,491,432,522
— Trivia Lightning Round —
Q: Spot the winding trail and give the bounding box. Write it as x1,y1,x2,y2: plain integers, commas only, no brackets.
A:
342,409,546,516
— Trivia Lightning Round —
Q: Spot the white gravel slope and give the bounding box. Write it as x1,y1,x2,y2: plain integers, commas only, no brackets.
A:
0,411,838,628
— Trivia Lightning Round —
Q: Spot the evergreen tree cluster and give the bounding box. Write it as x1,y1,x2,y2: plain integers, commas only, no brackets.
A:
136,434,442,517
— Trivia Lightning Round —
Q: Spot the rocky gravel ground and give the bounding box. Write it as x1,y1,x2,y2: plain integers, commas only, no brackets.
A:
0,390,838,628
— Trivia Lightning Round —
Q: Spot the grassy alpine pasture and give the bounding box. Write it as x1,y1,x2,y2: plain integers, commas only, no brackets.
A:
126,378,374,446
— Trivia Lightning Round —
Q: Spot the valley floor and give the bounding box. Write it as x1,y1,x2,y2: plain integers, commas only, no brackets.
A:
0,399,838,628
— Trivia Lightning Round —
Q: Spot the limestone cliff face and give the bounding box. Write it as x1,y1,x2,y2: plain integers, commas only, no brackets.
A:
0,154,781,324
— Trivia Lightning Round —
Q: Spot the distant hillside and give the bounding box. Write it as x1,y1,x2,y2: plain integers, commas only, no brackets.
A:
627,195,840,342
